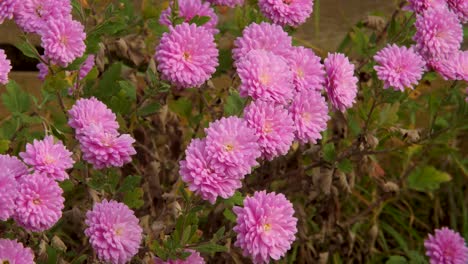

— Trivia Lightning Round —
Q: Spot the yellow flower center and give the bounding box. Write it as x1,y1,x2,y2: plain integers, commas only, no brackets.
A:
33,198,41,205
44,154,56,165
263,223,272,231
225,144,234,152
259,73,271,85
297,68,304,78
2,260,10,264
302,112,311,121
263,122,273,134
183,51,191,61
115,227,124,236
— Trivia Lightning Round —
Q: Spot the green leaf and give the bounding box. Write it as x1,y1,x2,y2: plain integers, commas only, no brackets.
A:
407,166,451,192
323,143,336,162
223,208,236,222
224,91,246,116
64,55,89,71
42,71,71,92
385,256,408,264
118,80,137,101
0,139,9,154
2,81,31,113
212,226,225,242
169,98,193,120
224,191,244,206
123,187,145,209
338,159,353,173
15,42,39,59
118,175,142,193
138,102,161,117
94,63,123,99
191,243,227,254
45,245,58,264
189,15,211,26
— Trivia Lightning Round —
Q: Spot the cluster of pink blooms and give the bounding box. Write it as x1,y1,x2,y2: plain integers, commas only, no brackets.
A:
0,238,35,263
424,227,468,264
0,134,73,234
85,200,143,264
68,97,136,169
178,21,360,263
0,0,87,86
374,0,467,92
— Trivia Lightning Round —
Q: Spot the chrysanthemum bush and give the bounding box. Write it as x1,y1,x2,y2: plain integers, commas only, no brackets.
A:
0,0,467,263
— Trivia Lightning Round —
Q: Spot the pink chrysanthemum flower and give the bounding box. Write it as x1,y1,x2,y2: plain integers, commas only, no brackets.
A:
258,0,313,27
324,53,358,112
374,44,426,91
79,125,136,170
41,18,86,67
85,200,143,264
68,97,119,136
0,0,17,24
154,250,205,264
424,227,468,264
205,117,261,177
155,23,219,88
289,90,329,144
0,154,28,180
0,49,12,85
243,101,295,160
233,22,292,62
413,8,463,59
79,55,95,79
0,239,35,263
0,171,17,221
14,172,64,232
233,191,297,264
237,50,294,105
283,46,325,92
180,139,242,204
206,0,244,8
14,0,72,33
404,0,446,13
431,51,468,81
20,136,74,182
160,0,219,34
447,0,468,23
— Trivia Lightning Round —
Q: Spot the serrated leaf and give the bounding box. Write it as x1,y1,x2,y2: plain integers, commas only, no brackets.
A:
123,187,144,209
189,15,211,26
224,191,244,206
138,102,161,117
118,80,137,100
338,159,353,173
407,166,451,192
94,63,123,99
118,175,142,193
2,81,31,113
323,143,336,162
223,208,236,222
224,91,246,116
169,98,192,120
